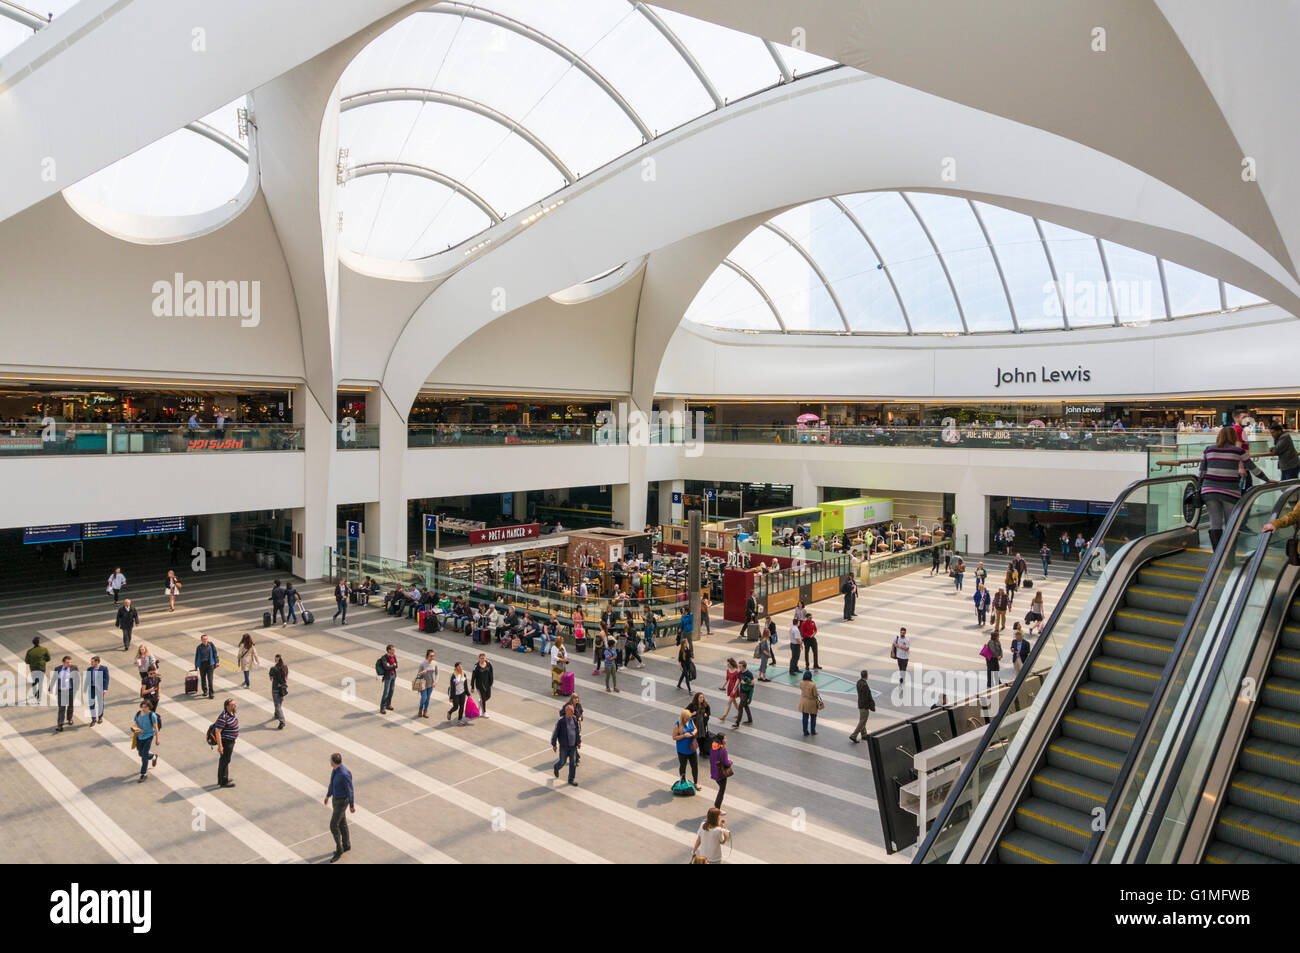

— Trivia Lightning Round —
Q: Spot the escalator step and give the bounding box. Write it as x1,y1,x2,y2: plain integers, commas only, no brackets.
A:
1030,766,1111,814
1101,632,1174,667
1271,650,1300,681
1203,840,1285,864
1282,623,1300,651
997,829,1083,865
1045,737,1124,783
1124,586,1196,615
1226,771,1300,825
1240,738,1300,784
1075,682,1152,721
1213,805,1300,864
1014,797,1094,852
1088,656,1164,693
1261,676,1300,714
1061,709,1140,752
1136,567,1205,593
1111,608,1187,640
1249,706,1300,745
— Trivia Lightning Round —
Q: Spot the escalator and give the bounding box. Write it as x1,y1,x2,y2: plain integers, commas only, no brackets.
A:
1202,589,1300,863
996,548,1212,864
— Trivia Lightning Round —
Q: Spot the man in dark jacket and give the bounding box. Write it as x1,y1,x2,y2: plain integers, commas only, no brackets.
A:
744,594,758,640
195,634,219,699
848,669,877,743
1272,422,1300,481
992,587,1010,633
471,654,494,717
841,576,858,621
551,704,581,786
268,580,287,625
115,599,140,651
324,752,355,863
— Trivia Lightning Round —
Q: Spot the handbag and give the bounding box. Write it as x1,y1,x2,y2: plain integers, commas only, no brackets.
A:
1286,525,1300,567
1182,480,1203,521
411,673,426,692
815,692,825,711
720,762,734,779
690,854,709,864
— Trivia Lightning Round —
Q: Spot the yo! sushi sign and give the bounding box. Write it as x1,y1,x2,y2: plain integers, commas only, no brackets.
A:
469,523,540,545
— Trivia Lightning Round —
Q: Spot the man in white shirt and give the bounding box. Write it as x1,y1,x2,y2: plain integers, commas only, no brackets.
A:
106,567,127,604
215,412,226,434
892,627,911,683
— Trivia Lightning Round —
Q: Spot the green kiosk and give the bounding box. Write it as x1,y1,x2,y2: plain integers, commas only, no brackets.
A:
818,497,894,536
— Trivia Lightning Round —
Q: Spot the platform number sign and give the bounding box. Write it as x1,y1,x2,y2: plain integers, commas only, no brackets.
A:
424,514,437,531
704,488,716,501
671,492,682,504
346,521,360,540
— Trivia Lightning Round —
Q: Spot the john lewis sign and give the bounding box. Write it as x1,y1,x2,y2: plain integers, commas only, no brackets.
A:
994,365,1093,388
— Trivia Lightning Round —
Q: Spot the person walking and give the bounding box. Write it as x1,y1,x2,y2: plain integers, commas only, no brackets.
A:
982,632,1004,688
602,639,619,692
413,649,438,719
1039,544,1052,579
332,578,349,625
378,644,398,714
62,546,77,577
446,661,469,725
1009,625,1032,675
164,569,182,612
847,669,877,744
551,703,581,786
691,808,730,864
930,546,942,576
268,579,287,625
236,633,259,689
130,700,160,782
799,613,821,670
731,661,755,727
106,567,126,605
1060,530,1071,559
214,698,239,788
195,634,219,700
718,657,740,722
1199,426,1273,550
841,575,858,621
324,753,355,863
1004,562,1019,606
471,653,494,714
1025,590,1046,628
672,708,700,790
134,644,156,685
699,592,713,637
891,627,911,683
676,636,695,692
974,561,988,587
550,635,569,696
86,656,108,726
139,664,162,715
269,654,289,729
1270,421,1300,481
1074,532,1087,561
708,732,733,812
973,582,991,628
25,636,50,703
992,586,1010,633
798,669,822,737
115,598,140,652
285,583,300,624
951,556,966,592
51,656,77,732
755,628,773,682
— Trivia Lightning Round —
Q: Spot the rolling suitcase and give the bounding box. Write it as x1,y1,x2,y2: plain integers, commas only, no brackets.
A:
185,669,199,695
560,671,575,695
1022,579,1033,590
262,610,272,628
301,608,315,625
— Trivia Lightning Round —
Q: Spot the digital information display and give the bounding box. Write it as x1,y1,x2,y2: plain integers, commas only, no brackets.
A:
23,524,80,545
139,516,187,535
82,520,137,540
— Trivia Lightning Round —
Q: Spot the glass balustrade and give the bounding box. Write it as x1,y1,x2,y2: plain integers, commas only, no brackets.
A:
0,421,301,456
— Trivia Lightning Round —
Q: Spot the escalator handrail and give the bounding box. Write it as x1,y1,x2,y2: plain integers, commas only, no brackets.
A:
1132,483,1300,863
913,472,1200,863
1084,479,1294,861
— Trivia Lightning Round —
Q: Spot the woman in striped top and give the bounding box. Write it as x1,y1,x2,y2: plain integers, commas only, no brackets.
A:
1199,427,1272,549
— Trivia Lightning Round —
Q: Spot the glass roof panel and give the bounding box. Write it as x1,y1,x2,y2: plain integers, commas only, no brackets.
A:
771,41,838,76
1224,283,1267,308
908,192,1012,331
348,172,494,260
841,192,961,332
684,268,781,330
1163,259,1222,315
0,0,80,59
337,12,461,95
971,201,1061,330
647,5,782,103
728,227,841,332
1039,220,1113,327
64,99,247,218
1100,241,1166,322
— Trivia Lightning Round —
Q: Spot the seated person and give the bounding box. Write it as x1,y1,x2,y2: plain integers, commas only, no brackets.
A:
383,586,406,613
363,575,381,595
520,612,540,651
406,585,423,619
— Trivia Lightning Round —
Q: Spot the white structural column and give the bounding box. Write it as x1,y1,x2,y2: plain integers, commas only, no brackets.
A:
611,397,649,532
292,383,335,579
660,479,685,526
200,513,233,558
793,477,820,509
375,388,409,562
953,484,989,557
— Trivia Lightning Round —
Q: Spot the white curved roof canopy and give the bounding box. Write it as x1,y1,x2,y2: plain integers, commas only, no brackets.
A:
685,192,1269,335
335,0,838,260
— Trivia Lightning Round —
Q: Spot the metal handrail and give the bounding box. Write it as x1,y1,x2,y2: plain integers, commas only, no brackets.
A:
1084,479,1294,861
913,472,1201,863
1132,485,1300,862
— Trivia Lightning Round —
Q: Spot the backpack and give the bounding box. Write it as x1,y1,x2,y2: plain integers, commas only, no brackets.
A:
374,656,387,677
205,722,219,746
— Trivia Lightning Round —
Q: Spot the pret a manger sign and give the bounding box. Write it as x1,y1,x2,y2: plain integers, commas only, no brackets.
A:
469,523,540,545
